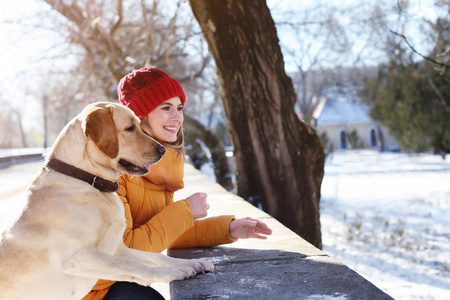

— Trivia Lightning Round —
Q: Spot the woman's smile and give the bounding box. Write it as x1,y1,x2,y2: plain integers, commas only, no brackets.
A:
163,125,179,132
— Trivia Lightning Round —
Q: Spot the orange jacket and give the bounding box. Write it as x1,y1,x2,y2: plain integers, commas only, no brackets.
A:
82,148,236,300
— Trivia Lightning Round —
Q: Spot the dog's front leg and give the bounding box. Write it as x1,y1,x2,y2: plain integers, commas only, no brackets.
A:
60,245,198,286
117,245,215,274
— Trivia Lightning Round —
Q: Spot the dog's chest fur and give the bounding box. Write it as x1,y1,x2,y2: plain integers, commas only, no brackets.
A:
0,173,127,299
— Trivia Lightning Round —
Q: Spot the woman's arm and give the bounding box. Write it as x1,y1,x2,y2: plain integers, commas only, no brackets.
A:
169,215,238,248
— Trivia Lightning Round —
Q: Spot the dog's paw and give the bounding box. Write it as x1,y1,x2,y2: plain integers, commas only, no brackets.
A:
145,265,197,283
188,258,215,274
164,265,197,282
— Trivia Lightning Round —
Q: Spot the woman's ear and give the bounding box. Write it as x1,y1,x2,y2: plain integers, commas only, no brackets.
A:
82,106,119,159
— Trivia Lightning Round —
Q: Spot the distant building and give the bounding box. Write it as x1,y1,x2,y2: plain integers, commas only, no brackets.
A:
312,98,399,151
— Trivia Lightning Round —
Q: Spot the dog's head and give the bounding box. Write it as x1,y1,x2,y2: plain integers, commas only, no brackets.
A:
81,102,166,176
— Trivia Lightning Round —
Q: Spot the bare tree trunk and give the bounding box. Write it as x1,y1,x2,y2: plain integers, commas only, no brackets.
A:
184,116,233,191
42,95,49,149
190,0,325,248
14,110,27,148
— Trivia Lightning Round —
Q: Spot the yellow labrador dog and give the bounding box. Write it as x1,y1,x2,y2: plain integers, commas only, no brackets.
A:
0,102,214,300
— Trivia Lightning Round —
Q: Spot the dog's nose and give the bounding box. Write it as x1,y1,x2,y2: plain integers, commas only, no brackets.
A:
157,144,166,155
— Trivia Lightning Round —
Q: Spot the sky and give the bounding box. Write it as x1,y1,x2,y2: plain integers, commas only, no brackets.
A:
0,0,62,131
0,0,56,81
0,0,444,133
269,0,440,72
1,0,441,78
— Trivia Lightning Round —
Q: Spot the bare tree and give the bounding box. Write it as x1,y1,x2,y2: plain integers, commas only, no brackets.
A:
12,108,27,148
184,116,233,191
42,0,209,95
38,71,96,147
0,102,21,148
41,0,232,187
190,0,325,248
0,97,28,148
271,0,445,123
274,3,352,123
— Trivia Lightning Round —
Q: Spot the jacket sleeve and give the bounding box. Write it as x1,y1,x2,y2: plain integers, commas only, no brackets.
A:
118,181,195,253
169,215,238,248
87,180,197,296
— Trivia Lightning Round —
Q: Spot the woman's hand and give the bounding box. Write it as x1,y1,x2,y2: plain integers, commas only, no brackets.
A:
229,217,272,239
186,192,210,219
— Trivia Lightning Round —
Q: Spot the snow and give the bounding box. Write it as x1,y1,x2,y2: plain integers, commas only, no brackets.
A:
320,150,450,299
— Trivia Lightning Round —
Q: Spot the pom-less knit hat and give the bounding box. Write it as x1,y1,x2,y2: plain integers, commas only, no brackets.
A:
118,68,186,119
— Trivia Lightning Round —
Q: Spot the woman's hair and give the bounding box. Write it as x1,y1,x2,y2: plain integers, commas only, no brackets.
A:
141,116,185,156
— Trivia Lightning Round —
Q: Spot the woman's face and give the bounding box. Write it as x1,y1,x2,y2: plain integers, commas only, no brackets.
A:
145,96,184,143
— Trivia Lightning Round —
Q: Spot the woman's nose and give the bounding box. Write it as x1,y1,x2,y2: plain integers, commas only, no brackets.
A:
171,110,183,122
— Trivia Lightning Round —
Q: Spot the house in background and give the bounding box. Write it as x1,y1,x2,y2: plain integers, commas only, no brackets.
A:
311,98,399,151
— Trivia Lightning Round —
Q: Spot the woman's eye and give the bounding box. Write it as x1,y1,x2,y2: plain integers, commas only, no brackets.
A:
125,125,135,132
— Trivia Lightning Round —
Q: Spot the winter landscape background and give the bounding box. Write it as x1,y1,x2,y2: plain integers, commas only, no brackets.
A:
203,149,450,299
319,150,450,299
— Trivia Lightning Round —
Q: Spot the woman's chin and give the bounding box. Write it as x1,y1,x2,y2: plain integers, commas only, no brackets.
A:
161,137,177,143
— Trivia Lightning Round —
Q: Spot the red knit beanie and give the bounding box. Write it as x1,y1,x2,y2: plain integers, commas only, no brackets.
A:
118,68,186,119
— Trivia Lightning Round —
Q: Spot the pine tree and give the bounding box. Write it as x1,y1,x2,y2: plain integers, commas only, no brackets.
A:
364,13,450,159
367,60,449,158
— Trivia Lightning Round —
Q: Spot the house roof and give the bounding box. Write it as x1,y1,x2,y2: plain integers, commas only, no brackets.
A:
314,98,373,125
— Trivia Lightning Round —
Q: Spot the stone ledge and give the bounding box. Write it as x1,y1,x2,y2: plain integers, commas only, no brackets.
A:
169,247,392,300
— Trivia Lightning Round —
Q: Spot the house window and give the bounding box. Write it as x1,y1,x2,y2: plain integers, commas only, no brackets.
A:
340,131,347,149
370,128,377,147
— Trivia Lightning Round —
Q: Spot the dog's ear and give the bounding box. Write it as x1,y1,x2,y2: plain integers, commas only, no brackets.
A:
82,105,119,159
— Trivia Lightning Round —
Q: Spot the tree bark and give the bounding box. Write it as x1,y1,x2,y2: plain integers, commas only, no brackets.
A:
184,116,233,191
190,0,325,248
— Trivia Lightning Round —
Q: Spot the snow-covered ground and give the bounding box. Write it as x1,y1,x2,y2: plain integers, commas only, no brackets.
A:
320,150,450,299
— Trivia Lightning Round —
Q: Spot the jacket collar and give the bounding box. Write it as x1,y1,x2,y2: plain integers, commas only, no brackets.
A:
144,148,184,191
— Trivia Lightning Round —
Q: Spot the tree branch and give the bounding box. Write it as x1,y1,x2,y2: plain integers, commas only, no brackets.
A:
177,54,212,82
390,30,450,68
110,0,123,36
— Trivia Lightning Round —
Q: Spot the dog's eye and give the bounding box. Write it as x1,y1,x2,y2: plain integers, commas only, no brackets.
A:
125,125,135,132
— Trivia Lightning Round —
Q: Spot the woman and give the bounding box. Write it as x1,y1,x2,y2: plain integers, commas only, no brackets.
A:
83,68,272,300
